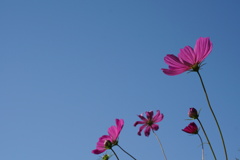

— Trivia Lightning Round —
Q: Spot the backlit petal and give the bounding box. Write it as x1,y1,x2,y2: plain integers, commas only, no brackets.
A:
116,119,124,134
145,111,154,120
194,37,212,63
108,126,118,141
137,125,147,136
162,67,189,76
164,54,188,68
178,46,196,65
92,148,106,154
134,121,145,126
144,126,151,137
153,110,164,123
151,124,159,131
138,114,148,122
108,119,124,141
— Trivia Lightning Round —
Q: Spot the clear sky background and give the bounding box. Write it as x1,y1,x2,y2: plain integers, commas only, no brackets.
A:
1,0,240,160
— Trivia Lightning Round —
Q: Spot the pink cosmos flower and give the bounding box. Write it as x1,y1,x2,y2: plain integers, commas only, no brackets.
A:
134,110,164,137
182,122,199,134
92,119,124,154
162,37,212,76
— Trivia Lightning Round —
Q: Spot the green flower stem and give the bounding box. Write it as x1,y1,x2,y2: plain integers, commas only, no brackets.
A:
110,148,119,160
152,130,167,160
197,118,217,160
117,144,137,160
197,71,228,160
197,133,204,160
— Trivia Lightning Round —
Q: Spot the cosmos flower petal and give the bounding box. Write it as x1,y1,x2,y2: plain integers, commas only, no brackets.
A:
194,37,212,63
145,111,154,119
115,119,124,139
138,114,148,121
134,121,145,126
178,46,196,64
162,67,189,76
137,124,147,136
153,110,164,123
108,126,118,140
164,54,189,68
144,126,151,137
98,135,111,144
151,124,159,131
92,148,106,154
116,119,124,131
108,119,124,141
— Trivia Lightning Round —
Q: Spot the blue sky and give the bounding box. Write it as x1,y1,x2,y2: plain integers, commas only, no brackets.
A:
1,0,240,160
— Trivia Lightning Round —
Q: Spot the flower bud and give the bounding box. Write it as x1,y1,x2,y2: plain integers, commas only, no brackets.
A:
188,108,199,119
102,154,112,160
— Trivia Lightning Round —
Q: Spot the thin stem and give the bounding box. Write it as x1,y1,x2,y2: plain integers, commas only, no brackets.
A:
152,130,167,160
197,133,204,160
117,145,137,160
197,118,217,160
197,71,228,160
110,148,119,160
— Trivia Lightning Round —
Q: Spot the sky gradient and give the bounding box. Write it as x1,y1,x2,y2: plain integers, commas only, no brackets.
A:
1,0,240,160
